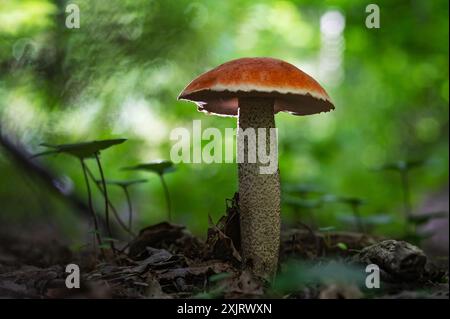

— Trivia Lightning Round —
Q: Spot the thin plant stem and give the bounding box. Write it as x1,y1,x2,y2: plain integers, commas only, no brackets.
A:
94,154,111,235
351,204,365,233
400,170,414,234
400,170,412,219
159,174,171,221
80,159,105,259
94,153,115,253
85,166,136,237
123,186,133,230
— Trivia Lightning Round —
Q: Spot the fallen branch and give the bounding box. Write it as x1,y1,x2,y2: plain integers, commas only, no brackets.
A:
0,131,111,232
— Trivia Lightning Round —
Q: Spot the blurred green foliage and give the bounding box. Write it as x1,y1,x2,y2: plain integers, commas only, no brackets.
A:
0,0,448,238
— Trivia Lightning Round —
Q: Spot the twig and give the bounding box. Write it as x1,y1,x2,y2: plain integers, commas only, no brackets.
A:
0,131,109,228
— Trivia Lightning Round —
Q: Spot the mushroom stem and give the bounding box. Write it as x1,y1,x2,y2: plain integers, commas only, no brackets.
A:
237,97,280,279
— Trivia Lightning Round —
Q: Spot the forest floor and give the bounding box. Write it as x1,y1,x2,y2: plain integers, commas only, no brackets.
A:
0,208,448,299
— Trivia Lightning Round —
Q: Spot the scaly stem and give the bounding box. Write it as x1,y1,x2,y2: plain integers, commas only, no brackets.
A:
123,186,133,230
237,97,280,279
80,159,105,259
159,174,171,221
85,166,136,237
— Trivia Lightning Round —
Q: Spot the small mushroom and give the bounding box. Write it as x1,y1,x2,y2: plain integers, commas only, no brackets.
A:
179,57,334,278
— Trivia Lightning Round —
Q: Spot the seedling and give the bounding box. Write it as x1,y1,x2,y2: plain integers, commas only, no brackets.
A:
283,183,323,198
96,179,147,231
375,160,426,219
404,211,447,245
322,195,367,233
338,213,392,233
407,211,447,226
123,160,175,221
282,195,322,227
283,196,322,210
86,167,135,237
32,138,127,257
319,226,336,248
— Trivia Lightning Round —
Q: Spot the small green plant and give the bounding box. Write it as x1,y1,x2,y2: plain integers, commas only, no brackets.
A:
336,242,348,251
283,196,322,210
322,195,367,233
123,160,175,221
319,226,336,247
338,213,392,233
375,160,428,236
283,183,323,198
283,183,323,226
283,196,322,226
96,179,147,231
375,160,426,219
403,211,447,245
85,167,135,237
32,138,127,257
407,211,447,226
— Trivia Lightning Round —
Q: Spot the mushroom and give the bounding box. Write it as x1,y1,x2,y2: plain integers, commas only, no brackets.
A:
178,57,334,278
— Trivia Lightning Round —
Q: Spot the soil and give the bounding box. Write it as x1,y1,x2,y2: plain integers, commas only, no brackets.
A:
0,204,448,299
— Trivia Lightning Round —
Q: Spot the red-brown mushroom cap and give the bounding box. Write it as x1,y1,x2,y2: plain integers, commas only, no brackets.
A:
178,57,334,116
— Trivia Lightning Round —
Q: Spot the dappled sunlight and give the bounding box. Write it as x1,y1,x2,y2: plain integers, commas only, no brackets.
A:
236,2,314,55
53,101,103,138
319,10,345,86
0,2,447,298
113,97,169,146
0,0,55,35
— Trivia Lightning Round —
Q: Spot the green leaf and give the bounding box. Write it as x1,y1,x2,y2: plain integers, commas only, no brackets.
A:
283,196,321,209
363,214,393,225
336,242,348,250
32,138,127,159
375,160,426,172
408,211,447,225
209,272,231,283
95,178,148,188
319,226,336,232
283,183,322,196
192,287,223,299
338,214,392,225
101,236,119,242
122,160,175,175
31,149,60,158
321,194,339,203
321,194,366,206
